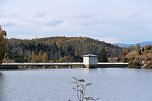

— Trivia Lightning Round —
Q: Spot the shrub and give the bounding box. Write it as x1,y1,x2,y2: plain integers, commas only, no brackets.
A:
144,61,152,68
128,60,142,68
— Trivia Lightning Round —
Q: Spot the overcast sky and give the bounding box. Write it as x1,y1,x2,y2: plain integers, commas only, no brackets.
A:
1,0,152,43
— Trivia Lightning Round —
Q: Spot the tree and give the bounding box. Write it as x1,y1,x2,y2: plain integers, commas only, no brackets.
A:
0,26,7,63
31,51,36,63
37,50,43,62
67,45,74,56
6,37,122,62
98,48,108,62
120,48,129,57
42,52,48,62
144,46,149,54
135,44,141,55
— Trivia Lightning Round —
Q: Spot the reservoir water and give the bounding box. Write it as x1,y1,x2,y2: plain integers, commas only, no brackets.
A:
0,68,152,101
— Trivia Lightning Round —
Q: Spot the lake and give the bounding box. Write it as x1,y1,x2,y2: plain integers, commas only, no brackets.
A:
0,68,152,101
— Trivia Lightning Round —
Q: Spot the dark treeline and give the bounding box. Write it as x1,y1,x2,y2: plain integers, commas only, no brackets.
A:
5,36,121,63
0,26,7,63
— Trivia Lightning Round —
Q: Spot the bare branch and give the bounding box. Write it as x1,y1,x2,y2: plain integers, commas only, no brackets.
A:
70,77,99,101
73,77,78,81
79,79,85,82
85,83,92,87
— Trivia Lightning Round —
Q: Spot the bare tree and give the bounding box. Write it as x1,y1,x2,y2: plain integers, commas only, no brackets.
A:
70,77,99,101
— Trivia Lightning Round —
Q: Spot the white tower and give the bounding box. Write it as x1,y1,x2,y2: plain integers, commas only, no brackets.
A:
83,54,98,68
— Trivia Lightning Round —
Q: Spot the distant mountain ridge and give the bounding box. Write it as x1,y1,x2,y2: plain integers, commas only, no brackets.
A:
114,41,152,47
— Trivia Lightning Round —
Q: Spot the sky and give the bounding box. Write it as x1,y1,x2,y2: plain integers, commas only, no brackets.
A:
0,0,152,43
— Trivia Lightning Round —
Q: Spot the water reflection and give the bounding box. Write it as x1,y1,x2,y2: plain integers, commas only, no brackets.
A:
0,72,5,101
83,68,90,74
83,68,100,74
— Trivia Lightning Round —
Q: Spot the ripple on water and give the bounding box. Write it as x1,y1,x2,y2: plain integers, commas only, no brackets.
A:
0,68,152,101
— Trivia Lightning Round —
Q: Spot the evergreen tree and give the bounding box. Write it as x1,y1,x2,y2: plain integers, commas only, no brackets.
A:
0,26,7,63
98,48,108,62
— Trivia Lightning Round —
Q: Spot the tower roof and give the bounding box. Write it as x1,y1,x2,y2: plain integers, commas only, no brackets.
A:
83,54,97,57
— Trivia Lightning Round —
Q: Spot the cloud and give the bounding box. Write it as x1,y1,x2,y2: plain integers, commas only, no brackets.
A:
128,13,141,18
34,13,46,18
1,0,152,43
46,19,64,27
2,21,16,27
76,13,94,19
0,13,21,18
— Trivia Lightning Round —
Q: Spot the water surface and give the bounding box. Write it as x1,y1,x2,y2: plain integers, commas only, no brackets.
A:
0,68,152,101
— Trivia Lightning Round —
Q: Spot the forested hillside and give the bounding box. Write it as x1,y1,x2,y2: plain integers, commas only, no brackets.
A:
125,45,152,68
5,37,121,62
